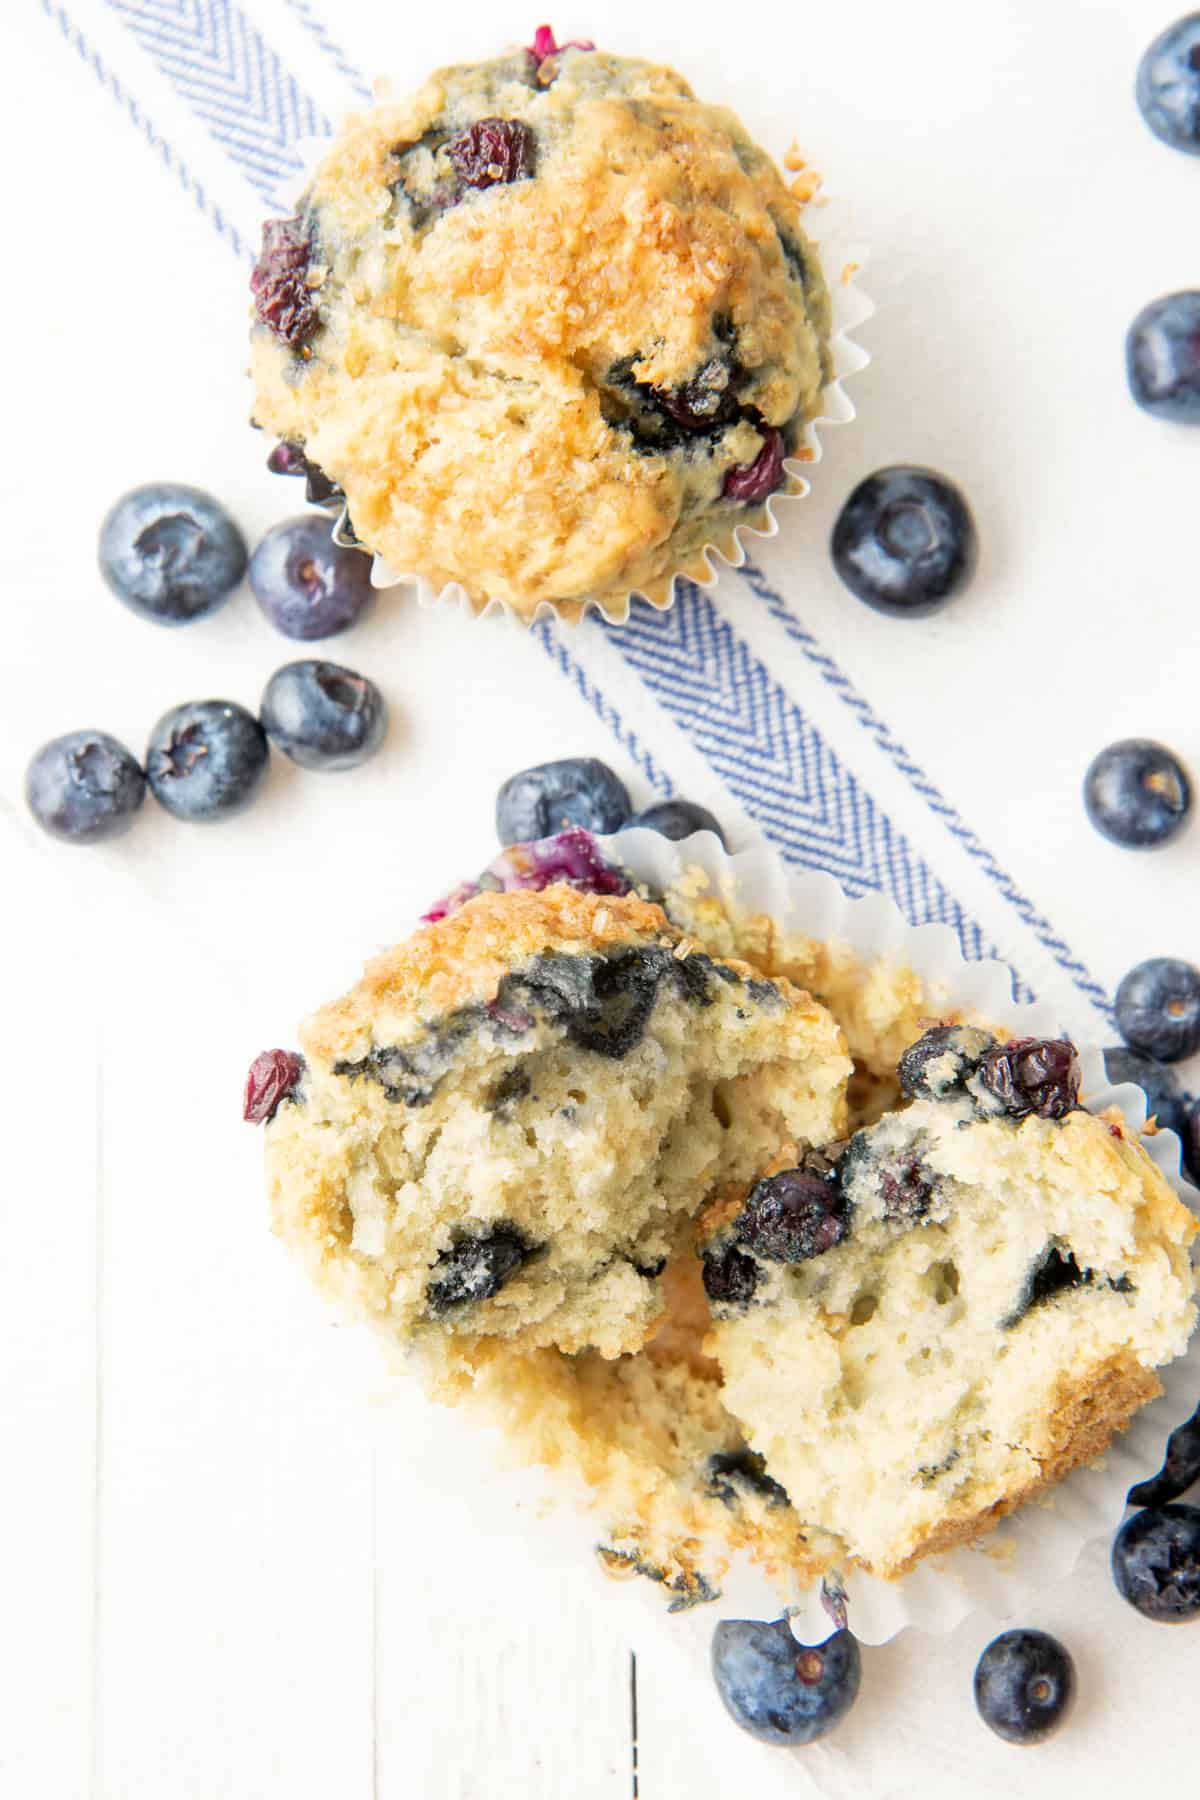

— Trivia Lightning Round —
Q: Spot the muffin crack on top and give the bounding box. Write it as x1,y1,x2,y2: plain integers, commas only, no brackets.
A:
248,42,833,617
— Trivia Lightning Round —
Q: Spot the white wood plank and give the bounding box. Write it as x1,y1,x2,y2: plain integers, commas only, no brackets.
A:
88,921,378,1798
0,833,99,1799
371,1402,632,1799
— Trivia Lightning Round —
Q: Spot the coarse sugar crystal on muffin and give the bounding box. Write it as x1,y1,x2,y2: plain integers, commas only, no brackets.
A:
701,1027,1198,1580
260,886,850,1384
248,39,833,620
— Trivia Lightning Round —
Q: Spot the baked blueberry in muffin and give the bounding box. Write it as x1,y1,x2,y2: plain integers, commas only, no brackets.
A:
249,40,833,619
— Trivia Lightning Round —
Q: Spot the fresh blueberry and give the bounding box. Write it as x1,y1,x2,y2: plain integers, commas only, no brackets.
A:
25,730,145,845
711,1618,860,1746
496,757,631,844
98,483,247,625
243,1050,305,1124
1137,14,1200,154
973,1629,1075,1744
1112,1504,1200,1620
248,516,374,640
734,1167,849,1263
260,660,386,771
630,799,727,845
145,700,269,822
1103,1046,1190,1140
1115,957,1200,1063
1127,293,1200,421
831,466,977,617
1084,738,1191,848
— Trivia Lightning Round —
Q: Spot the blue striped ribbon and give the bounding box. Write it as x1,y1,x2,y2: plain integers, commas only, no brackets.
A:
44,0,1111,1023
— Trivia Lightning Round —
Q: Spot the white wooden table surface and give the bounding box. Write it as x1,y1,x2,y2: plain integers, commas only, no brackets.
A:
5,1,1200,1795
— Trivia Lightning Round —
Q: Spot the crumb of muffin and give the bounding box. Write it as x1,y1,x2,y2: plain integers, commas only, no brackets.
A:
249,45,834,619
703,1056,1197,1579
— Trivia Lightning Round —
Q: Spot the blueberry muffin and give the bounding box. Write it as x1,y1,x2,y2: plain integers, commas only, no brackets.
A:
256,886,850,1383
702,1028,1197,1579
249,38,833,620
431,854,990,1596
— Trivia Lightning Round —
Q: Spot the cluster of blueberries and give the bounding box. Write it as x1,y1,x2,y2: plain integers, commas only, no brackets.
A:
24,483,386,839
833,11,1200,634
1128,15,1200,419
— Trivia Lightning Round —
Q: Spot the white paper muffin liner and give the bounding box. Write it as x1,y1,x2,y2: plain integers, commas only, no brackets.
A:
580,826,1200,1648
280,128,871,628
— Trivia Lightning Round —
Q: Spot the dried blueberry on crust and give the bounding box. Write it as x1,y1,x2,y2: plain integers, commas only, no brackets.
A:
722,425,788,505
973,1038,1081,1121
251,215,322,350
447,118,535,189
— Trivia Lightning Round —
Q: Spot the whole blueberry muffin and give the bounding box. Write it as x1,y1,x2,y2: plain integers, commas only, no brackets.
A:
255,886,849,1384
702,1028,1197,1580
249,36,833,620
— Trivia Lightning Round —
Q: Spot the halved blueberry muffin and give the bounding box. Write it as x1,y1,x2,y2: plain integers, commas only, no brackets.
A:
701,1028,1197,1579
257,886,849,1384
249,37,833,619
